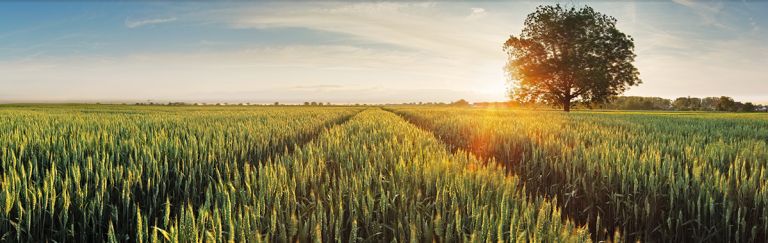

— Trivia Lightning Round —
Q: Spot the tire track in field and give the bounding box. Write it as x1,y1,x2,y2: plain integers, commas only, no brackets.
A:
264,108,590,242
381,108,603,240
381,107,501,164
250,107,367,165
149,107,367,240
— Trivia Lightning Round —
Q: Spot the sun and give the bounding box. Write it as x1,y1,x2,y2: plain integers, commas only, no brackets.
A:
471,69,509,101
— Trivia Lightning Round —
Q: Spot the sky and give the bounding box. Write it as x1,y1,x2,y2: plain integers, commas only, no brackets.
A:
1,1,767,104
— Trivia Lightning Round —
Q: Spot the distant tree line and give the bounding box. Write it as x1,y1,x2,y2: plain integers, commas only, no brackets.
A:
598,96,765,112
303,102,332,106
596,96,671,110
392,100,471,107
394,97,765,112
135,102,192,106
390,102,452,106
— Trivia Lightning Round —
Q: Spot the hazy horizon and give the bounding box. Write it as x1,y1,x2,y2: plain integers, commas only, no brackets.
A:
2,1,767,104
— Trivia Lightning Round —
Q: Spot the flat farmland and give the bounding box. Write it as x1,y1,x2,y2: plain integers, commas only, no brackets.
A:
1,105,766,242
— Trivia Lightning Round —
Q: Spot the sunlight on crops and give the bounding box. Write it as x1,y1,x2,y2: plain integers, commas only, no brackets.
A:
391,106,768,242
3,104,765,242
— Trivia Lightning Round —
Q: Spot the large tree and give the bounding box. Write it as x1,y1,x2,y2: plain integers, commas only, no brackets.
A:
504,5,640,111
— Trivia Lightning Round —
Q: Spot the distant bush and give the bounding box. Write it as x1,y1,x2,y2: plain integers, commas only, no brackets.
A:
451,99,470,107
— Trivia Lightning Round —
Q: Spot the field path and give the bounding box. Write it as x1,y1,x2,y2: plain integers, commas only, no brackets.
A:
382,108,601,238
251,107,366,164
244,107,589,242
384,107,768,242
0,106,589,242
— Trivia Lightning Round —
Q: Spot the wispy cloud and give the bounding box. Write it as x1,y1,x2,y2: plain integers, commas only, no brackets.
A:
467,7,487,19
125,17,178,28
227,3,513,59
672,0,727,29
217,2,514,100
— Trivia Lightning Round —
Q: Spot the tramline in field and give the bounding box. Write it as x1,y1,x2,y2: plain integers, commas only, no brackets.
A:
3,104,767,242
390,106,768,242
0,106,360,241
0,106,589,242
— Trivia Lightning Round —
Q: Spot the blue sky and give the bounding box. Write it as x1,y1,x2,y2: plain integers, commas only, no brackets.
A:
1,1,767,104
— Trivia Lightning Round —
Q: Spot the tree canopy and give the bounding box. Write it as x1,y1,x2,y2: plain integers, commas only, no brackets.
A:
504,4,640,111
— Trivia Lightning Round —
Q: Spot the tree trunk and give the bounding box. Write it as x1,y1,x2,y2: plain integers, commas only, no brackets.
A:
563,87,573,112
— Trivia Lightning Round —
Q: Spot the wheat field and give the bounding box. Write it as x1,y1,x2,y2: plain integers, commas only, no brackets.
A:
2,104,766,242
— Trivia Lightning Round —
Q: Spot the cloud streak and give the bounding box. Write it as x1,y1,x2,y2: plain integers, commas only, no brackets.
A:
215,2,515,101
467,7,487,19
125,17,177,28
228,3,513,59
671,0,727,29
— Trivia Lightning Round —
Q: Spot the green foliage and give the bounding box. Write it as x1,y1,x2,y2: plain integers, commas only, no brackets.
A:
601,96,671,110
504,4,640,111
597,96,762,112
